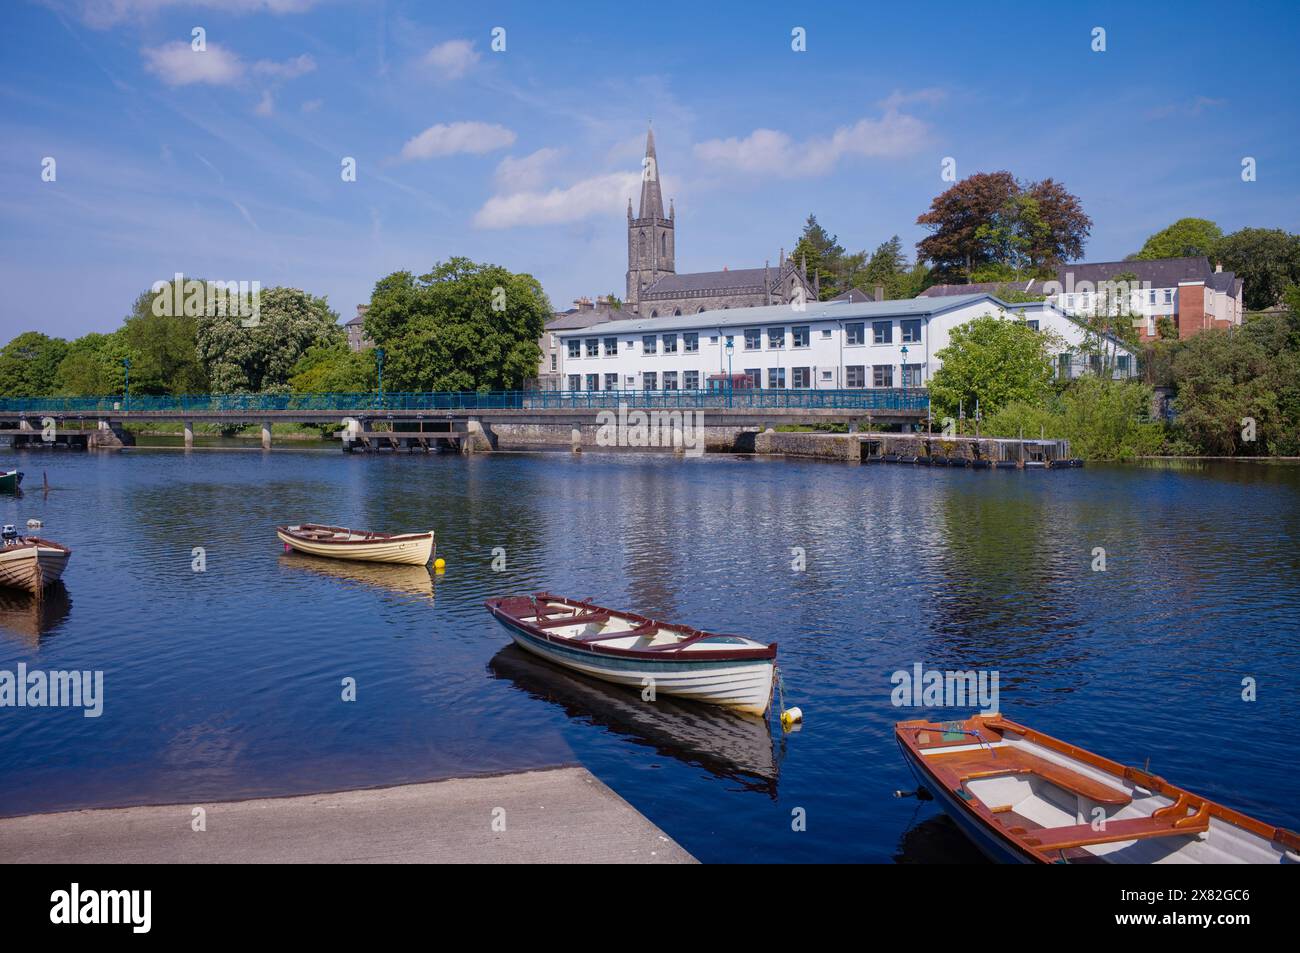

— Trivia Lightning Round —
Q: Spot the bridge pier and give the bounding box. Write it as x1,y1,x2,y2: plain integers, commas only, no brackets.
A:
261,420,272,450
183,419,194,449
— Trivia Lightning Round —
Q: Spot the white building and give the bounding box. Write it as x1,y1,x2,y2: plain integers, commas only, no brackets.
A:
551,293,1137,392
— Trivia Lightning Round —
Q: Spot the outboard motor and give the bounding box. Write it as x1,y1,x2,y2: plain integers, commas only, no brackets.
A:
1,524,18,544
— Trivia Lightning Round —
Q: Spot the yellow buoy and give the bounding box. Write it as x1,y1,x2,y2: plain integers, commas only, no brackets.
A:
780,706,804,731
433,557,446,571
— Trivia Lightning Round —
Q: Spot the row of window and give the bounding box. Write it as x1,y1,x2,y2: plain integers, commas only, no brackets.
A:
564,319,925,360
1060,289,1175,311
564,364,925,391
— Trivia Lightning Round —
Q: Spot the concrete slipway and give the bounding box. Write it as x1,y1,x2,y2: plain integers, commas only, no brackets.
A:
0,767,696,864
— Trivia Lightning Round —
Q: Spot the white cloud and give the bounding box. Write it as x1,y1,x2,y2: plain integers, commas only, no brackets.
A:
495,148,562,190
254,90,274,116
422,39,480,80
474,171,641,229
253,53,316,80
141,41,316,88
694,111,930,178
142,41,245,87
74,1,320,30
878,87,947,111
399,121,515,161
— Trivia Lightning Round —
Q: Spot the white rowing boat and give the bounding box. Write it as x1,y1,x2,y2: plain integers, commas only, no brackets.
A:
897,713,1300,864
275,523,434,566
485,593,777,716
0,526,71,594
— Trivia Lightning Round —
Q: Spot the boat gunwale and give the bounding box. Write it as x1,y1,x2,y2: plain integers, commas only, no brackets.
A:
895,713,1300,862
486,592,777,664
1,536,72,555
275,523,434,546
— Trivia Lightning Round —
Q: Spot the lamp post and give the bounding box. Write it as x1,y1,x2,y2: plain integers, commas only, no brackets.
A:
376,347,385,409
122,357,131,412
900,344,909,426
724,338,734,408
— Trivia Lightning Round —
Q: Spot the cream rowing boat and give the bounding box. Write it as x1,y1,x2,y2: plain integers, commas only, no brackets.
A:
275,523,435,566
0,527,72,594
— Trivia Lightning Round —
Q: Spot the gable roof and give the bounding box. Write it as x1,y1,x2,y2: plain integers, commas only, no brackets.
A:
918,257,1242,300
641,260,807,299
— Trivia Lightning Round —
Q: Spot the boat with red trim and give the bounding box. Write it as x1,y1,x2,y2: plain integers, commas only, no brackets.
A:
485,593,777,715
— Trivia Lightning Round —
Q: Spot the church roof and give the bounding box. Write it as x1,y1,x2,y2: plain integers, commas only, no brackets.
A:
641,261,805,299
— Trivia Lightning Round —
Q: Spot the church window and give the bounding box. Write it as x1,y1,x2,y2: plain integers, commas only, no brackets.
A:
792,326,810,348
649,310,658,318
697,307,706,313
567,340,581,359
642,334,658,354
743,328,761,350
661,233,667,256
683,332,699,353
672,308,681,316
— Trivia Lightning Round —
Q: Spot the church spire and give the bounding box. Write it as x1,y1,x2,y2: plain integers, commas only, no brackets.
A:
638,123,665,220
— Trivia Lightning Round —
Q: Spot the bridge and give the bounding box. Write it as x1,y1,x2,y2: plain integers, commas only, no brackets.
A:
0,388,930,452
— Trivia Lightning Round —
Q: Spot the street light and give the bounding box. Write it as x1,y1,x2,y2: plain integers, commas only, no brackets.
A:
122,357,131,412
724,337,734,408
375,347,385,409
900,344,909,425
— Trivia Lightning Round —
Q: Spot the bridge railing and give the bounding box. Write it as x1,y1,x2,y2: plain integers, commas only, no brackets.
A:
0,388,929,415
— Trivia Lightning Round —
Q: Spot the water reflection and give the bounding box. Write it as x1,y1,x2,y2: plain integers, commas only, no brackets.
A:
893,813,989,865
488,645,780,798
277,554,435,602
0,582,72,645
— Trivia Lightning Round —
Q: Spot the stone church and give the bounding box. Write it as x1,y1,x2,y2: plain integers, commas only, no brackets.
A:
626,127,814,316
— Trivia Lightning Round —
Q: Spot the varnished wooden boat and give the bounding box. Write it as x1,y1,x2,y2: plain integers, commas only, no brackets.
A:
897,713,1300,864
0,469,22,493
0,528,71,594
485,593,777,715
275,523,434,565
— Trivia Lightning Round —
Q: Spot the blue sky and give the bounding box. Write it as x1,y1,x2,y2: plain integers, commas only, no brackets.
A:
3,0,1299,339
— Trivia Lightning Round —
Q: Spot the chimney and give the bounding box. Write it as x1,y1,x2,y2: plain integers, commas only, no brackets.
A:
1215,262,1223,273
779,247,785,266
875,285,885,302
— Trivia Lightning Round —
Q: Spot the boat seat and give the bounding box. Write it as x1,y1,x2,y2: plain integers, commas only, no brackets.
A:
1022,808,1210,851
578,622,656,643
535,611,610,630
931,749,1132,806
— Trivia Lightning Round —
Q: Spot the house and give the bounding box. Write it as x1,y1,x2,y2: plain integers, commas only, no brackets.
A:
345,305,372,352
920,256,1244,341
535,297,622,390
551,293,1138,393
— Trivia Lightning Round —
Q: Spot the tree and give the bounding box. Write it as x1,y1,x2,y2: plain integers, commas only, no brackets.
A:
917,172,1090,281
121,286,209,394
289,343,376,393
1214,227,1300,311
1135,218,1222,260
929,314,1060,419
54,331,128,395
195,287,341,393
789,214,845,299
854,235,916,299
0,332,69,397
1169,328,1280,455
984,379,1163,460
365,257,549,391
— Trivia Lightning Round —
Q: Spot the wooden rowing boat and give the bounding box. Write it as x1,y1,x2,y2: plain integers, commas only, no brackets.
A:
0,527,71,594
275,523,434,565
485,593,777,716
896,713,1300,864
0,470,22,493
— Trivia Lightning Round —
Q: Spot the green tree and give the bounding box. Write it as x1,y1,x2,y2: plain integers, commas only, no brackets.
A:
365,257,549,391
0,332,69,397
54,331,128,395
1169,328,1279,455
195,287,341,393
289,343,376,393
789,214,845,299
984,379,1163,460
1214,227,1300,311
929,314,1060,418
1135,217,1222,260
121,286,209,394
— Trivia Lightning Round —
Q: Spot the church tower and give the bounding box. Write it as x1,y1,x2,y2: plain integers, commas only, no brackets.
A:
626,125,674,312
